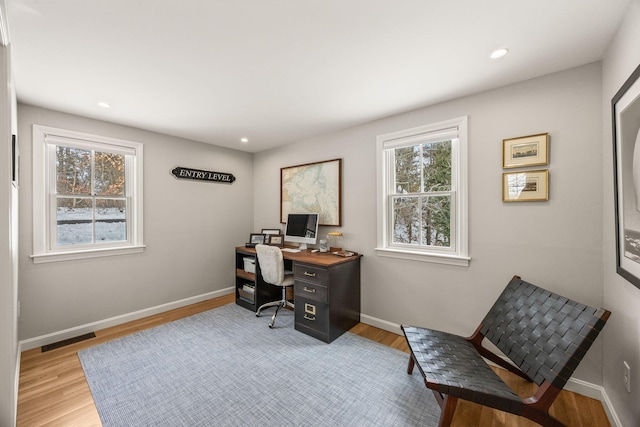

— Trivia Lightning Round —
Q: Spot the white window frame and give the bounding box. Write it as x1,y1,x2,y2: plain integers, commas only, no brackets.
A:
32,125,145,263
375,116,469,266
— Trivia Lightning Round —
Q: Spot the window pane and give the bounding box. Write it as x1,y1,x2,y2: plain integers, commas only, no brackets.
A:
421,195,451,247
56,197,93,246
56,146,91,195
422,140,452,192
394,146,420,193
392,196,419,244
95,151,126,196
96,199,127,242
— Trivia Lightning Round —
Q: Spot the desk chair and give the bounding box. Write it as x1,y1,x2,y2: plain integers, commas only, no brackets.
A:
255,244,295,328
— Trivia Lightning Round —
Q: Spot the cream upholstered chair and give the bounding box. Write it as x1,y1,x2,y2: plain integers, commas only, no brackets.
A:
255,244,295,328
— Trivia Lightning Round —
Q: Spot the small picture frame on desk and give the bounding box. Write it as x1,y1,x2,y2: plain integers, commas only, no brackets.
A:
268,234,284,246
249,233,266,245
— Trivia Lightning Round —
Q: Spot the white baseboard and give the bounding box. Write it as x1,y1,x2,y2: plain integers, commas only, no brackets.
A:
19,287,234,351
594,384,623,427
359,312,621,427
563,379,622,427
360,313,402,334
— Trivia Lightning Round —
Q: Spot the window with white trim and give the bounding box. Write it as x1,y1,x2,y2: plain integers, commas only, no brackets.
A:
32,125,144,263
376,116,469,266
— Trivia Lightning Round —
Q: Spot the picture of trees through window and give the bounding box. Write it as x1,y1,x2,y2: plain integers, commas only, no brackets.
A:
392,140,452,248
55,145,127,246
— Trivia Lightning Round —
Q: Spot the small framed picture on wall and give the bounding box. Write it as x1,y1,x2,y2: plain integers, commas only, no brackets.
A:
502,170,549,202
502,133,549,168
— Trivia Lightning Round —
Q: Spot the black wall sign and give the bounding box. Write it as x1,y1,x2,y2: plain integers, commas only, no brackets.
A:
171,167,236,184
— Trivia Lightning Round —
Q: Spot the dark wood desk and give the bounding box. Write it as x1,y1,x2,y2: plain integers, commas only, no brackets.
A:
235,246,361,343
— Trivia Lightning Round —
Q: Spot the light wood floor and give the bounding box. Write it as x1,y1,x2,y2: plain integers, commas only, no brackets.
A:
17,294,610,427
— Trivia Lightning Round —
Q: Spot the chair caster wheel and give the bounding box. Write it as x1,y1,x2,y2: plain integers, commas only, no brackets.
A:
268,324,274,329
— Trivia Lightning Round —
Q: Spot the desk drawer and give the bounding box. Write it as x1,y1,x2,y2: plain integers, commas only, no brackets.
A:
294,281,328,303
295,297,329,335
294,263,329,285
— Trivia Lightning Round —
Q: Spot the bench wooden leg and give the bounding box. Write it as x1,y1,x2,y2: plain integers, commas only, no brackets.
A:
521,381,566,427
407,355,415,374
437,394,458,427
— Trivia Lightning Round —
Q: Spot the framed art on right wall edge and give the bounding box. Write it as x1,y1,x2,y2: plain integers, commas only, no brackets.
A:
612,62,640,289
502,170,548,202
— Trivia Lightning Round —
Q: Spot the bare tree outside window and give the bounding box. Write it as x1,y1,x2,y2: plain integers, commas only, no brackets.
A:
55,145,127,246
392,140,452,248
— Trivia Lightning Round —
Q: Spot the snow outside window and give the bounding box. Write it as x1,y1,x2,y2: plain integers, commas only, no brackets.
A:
375,117,469,266
32,125,145,263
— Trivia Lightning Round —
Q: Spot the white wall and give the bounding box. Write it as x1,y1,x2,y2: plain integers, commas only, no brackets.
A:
0,39,18,427
17,104,253,340
254,63,606,385
602,1,640,425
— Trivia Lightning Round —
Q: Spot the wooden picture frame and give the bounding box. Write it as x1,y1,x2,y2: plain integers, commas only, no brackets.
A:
281,158,342,226
502,170,549,202
268,234,284,246
502,133,549,168
612,62,640,289
261,228,281,235
249,233,266,245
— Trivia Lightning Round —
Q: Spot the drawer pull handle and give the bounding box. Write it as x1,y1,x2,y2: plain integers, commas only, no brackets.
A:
303,271,317,277
304,314,316,321
303,287,316,293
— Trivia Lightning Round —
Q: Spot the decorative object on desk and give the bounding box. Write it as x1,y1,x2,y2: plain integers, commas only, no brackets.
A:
502,133,549,168
612,62,640,289
319,239,328,252
333,250,356,257
281,158,342,226
267,234,284,246
171,166,236,184
502,170,548,202
327,231,343,252
245,233,266,248
78,304,439,427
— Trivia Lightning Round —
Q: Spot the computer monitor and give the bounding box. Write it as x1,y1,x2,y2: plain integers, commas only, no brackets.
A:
284,213,319,250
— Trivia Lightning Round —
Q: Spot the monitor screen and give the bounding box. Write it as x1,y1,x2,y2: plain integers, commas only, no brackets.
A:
284,213,319,250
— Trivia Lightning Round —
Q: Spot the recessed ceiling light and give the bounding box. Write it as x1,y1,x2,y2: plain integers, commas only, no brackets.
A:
240,138,249,143
97,101,112,108
490,48,509,59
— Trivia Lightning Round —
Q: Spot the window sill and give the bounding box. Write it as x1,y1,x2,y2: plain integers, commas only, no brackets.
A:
31,245,146,264
374,247,470,267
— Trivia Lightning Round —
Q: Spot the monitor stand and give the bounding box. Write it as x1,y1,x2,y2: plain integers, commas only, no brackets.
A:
297,243,308,250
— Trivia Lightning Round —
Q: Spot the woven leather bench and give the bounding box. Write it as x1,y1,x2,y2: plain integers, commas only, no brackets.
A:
402,275,610,427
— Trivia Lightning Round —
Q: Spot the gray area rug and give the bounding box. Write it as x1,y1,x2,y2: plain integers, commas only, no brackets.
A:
78,303,440,426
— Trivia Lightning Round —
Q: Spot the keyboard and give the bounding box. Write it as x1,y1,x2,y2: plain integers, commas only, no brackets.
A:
281,248,301,253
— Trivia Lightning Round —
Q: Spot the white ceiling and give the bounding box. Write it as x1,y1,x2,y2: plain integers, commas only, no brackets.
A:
6,0,632,153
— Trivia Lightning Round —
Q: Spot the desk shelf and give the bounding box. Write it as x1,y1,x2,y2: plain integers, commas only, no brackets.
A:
234,249,280,312
235,268,255,282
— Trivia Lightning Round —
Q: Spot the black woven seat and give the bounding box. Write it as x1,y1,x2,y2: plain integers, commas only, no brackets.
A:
402,275,610,427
